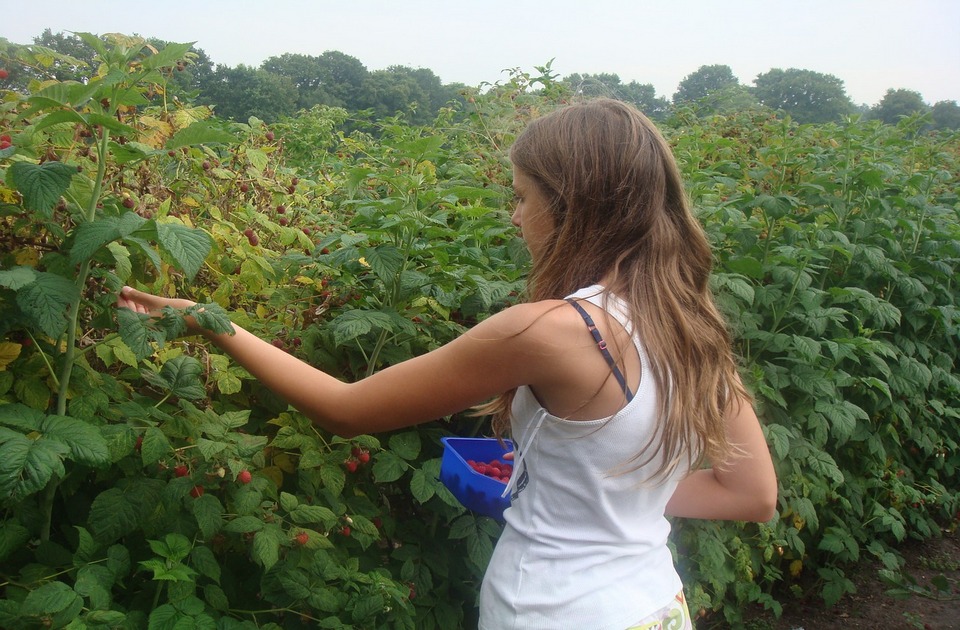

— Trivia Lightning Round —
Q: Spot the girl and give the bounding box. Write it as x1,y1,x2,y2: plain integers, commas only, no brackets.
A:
118,98,777,629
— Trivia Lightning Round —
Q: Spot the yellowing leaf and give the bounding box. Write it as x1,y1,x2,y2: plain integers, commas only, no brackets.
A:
789,559,804,577
260,465,284,488
14,248,40,266
256,304,269,319
0,185,19,203
0,342,22,370
273,452,297,473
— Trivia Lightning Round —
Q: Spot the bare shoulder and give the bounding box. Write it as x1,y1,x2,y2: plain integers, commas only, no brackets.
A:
467,300,573,339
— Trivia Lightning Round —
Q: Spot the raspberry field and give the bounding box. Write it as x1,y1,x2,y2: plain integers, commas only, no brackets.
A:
0,35,958,629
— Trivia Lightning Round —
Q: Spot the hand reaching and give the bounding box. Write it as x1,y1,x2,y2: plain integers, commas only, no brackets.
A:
116,286,196,315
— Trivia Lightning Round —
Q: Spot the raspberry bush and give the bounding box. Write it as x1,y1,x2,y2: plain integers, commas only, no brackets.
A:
0,35,957,630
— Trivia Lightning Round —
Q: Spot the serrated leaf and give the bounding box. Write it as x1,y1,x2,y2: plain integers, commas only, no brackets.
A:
389,432,421,461
224,515,264,534
190,545,221,584
7,161,76,216
140,426,171,466
252,524,285,571
0,521,30,562
160,355,206,400
68,218,121,265
187,302,235,336
157,223,211,281
20,580,82,616
0,433,69,500
74,564,114,610
191,493,225,538
15,271,79,339
0,266,37,290
372,451,407,483
329,309,394,346
40,414,110,466
88,478,164,543
409,468,435,503
290,504,337,527
166,121,237,150
364,245,404,285
148,533,192,562
0,342,22,371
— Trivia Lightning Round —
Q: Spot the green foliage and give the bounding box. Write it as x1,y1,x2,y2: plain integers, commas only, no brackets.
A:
753,67,857,124
871,88,929,125
2,32,959,630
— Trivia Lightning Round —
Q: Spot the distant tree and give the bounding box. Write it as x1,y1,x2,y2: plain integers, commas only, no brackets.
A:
358,65,458,124
563,73,669,119
931,100,960,130
201,64,298,123
870,88,929,125
753,68,856,124
673,64,739,104
261,51,368,110
31,29,97,82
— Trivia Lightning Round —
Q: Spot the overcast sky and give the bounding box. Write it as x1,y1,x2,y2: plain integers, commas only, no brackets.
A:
3,0,959,106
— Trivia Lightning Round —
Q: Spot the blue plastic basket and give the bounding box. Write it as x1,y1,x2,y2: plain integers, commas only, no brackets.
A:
439,437,513,521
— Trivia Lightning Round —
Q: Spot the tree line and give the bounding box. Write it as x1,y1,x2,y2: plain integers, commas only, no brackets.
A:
2,30,958,130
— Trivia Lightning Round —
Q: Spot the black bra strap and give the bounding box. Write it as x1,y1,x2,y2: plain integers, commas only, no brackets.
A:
565,299,634,402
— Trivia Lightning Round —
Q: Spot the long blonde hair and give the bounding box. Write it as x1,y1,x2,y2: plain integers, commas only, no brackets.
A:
486,98,746,479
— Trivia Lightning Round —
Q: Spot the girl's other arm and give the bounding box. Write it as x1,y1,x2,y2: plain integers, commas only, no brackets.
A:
665,393,778,522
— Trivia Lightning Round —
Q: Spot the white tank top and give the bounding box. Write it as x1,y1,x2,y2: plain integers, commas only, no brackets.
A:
478,285,687,630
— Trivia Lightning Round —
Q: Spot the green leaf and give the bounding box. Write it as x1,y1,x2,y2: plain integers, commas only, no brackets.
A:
7,161,76,216
160,355,206,400
409,468,435,503
166,122,237,150
0,433,69,500
191,493,225,538
329,309,392,346
20,581,82,617
116,307,158,360
190,545,221,584
69,218,121,266
140,426,171,466
372,451,407,483
290,504,337,527
389,432,421,460
15,271,79,339
187,302,235,336
364,245,404,285
39,415,110,466
157,223,211,281
0,521,30,562
252,524,285,570
88,478,164,543
0,266,37,290
148,603,181,630
32,110,88,134
224,515,264,534
148,533,192,563
74,564,116,610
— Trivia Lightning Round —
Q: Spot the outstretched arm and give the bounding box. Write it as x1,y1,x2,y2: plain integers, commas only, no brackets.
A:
665,393,778,522
117,286,552,438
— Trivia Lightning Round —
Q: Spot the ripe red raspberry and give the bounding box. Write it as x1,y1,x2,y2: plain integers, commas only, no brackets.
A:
345,459,359,473
238,470,252,484
0,69,8,79
295,532,309,546
174,465,189,478
340,526,351,537
357,451,370,464
190,485,204,498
